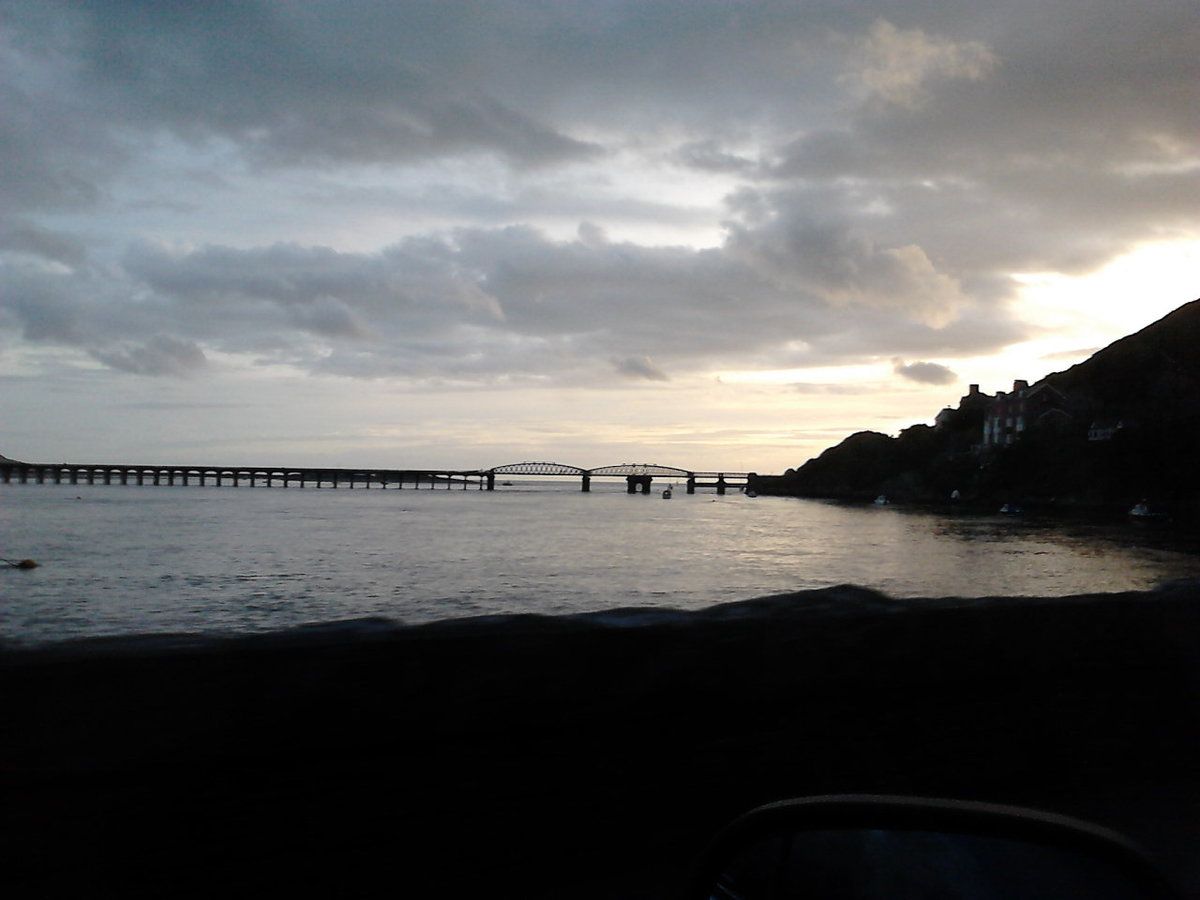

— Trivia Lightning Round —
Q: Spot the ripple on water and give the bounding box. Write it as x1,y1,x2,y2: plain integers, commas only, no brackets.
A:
4,485,1200,644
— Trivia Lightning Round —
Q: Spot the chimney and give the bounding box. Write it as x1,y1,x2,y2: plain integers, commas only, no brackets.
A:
968,384,980,396
1013,379,1029,393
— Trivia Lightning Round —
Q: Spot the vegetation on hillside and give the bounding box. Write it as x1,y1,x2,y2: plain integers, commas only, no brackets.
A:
756,299,1200,518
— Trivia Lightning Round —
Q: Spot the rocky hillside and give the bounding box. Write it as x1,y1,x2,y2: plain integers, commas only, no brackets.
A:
755,298,1200,516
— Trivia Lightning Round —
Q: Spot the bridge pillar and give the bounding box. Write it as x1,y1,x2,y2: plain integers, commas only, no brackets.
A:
70,470,78,485
581,474,590,492
627,475,652,493
54,469,62,484
717,474,727,495
686,476,696,495
1,468,9,484
486,473,495,491
19,468,28,483
36,468,45,484
136,472,144,486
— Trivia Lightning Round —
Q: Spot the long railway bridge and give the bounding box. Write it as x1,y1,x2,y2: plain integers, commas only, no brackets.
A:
0,457,753,494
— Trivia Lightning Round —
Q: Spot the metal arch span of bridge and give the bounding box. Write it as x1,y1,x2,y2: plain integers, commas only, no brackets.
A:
484,461,751,494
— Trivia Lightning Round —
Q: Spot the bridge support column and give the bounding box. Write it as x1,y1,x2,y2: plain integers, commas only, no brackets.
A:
486,473,495,491
54,469,62,484
136,472,143,485
626,476,637,494
717,474,726,495
70,470,78,485
1,468,9,484
686,476,696,495
581,474,590,492
36,468,45,484
20,468,29,483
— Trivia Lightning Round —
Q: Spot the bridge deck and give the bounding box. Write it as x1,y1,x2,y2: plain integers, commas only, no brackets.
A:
0,460,756,492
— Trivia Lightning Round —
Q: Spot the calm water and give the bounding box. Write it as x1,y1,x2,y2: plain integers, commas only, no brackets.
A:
3,480,1199,646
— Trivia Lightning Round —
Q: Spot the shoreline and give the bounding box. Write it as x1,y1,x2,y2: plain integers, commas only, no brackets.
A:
4,583,1199,896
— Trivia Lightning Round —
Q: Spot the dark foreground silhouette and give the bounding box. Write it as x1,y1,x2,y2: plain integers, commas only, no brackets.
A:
3,584,1198,897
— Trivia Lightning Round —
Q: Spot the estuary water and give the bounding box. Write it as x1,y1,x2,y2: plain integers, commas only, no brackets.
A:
3,480,1199,646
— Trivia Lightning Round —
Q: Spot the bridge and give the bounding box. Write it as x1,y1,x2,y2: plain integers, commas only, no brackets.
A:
0,457,754,494
486,462,751,494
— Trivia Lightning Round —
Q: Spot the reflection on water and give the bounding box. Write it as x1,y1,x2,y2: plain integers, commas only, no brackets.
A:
2,481,1199,645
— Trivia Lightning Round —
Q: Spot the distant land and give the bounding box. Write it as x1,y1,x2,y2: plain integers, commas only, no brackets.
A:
754,297,1200,519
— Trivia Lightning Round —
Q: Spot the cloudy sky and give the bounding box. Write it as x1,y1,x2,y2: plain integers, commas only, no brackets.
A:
2,1,1197,473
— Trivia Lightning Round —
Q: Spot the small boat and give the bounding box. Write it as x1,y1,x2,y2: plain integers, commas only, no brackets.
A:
999,503,1023,515
501,481,513,487
1129,501,1165,519
873,495,888,506
662,487,673,499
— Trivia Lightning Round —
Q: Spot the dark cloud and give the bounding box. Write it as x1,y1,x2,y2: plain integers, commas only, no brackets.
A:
91,336,207,377
6,1,599,172
614,356,670,382
893,359,958,385
672,141,757,174
768,3,1200,274
0,221,87,267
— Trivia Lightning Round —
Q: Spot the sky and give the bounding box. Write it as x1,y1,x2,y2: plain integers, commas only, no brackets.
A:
1,1,1197,474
